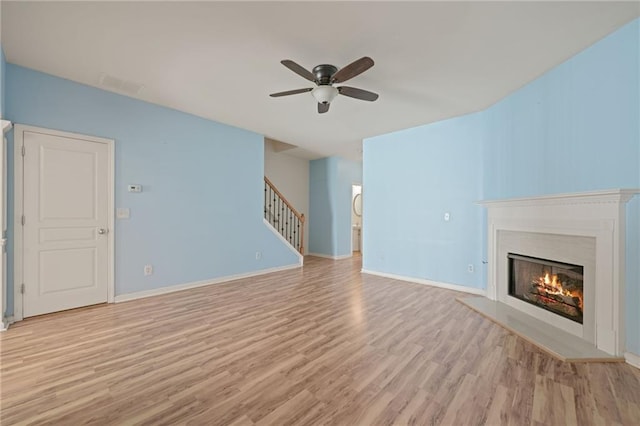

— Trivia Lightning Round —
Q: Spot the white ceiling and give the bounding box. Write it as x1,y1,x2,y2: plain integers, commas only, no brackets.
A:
2,1,639,161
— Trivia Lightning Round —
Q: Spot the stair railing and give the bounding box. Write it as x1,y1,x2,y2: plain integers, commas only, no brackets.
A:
264,177,305,254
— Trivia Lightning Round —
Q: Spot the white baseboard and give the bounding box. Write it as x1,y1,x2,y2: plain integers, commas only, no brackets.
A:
1,316,14,331
307,253,352,260
361,269,486,296
1,119,12,133
263,218,303,265
115,263,301,303
625,351,640,369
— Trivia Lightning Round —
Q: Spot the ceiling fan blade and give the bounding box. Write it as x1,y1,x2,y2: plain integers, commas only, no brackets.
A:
281,60,316,82
318,103,330,114
331,57,374,83
338,86,379,102
270,88,313,97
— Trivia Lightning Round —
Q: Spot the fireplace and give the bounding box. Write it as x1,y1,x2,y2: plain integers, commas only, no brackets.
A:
479,189,639,357
508,253,584,323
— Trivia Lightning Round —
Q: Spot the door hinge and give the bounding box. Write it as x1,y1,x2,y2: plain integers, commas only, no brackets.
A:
21,283,25,294
21,145,25,157
21,215,25,226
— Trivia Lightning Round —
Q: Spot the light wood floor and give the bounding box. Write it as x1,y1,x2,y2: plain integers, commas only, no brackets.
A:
1,255,639,425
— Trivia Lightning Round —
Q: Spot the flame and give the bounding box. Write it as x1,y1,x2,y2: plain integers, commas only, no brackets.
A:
538,272,583,311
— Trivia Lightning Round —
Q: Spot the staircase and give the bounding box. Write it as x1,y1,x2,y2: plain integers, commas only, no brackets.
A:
264,177,305,254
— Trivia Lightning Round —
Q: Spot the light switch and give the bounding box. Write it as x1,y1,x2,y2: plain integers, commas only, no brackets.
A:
444,212,450,221
128,184,142,193
117,208,130,219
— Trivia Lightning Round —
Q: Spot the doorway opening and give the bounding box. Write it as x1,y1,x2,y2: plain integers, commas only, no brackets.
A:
352,184,362,253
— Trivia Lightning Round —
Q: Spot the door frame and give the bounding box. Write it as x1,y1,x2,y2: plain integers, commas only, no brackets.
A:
13,124,115,322
1,120,13,330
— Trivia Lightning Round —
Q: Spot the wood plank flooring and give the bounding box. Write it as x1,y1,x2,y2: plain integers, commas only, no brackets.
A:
1,255,639,425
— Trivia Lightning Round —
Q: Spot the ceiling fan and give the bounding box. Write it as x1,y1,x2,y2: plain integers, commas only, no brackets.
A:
270,56,379,114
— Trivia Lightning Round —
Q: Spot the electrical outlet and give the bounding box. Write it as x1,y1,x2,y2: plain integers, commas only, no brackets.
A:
144,264,153,276
255,251,262,260
116,208,130,219
468,264,474,273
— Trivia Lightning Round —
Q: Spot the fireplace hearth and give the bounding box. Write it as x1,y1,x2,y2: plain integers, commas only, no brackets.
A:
508,253,584,323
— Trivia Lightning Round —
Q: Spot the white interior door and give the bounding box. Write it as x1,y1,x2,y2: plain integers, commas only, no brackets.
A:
22,130,110,317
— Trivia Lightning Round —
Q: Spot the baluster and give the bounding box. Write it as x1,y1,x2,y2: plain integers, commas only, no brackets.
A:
269,187,273,225
273,190,277,227
264,181,267,219
287,210,291,243
292,214,297,247
280,200,284,233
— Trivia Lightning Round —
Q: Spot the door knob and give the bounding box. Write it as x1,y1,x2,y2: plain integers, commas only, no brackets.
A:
98,228,107,235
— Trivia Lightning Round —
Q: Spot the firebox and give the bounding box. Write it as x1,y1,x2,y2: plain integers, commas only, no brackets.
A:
508,253,584,324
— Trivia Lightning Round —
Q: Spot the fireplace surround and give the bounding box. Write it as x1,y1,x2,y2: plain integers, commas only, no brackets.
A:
480,189,639,357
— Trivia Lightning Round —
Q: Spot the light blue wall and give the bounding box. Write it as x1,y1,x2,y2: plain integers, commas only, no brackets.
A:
309,158,334,255
483,19,639,198
363,113,485,289
364,19,640,352
309,156,362,257
4,64,299,315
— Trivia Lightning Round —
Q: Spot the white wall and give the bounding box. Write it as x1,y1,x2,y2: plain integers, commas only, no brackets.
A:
264,140,310,254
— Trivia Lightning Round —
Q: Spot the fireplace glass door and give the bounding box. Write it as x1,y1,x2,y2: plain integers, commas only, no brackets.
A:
508,253,584,323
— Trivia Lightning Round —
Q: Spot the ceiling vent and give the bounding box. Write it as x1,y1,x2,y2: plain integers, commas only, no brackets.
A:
99,73,145,96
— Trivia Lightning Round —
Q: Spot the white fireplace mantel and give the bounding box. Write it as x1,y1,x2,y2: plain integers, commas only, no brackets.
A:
480,189,639,209
479,189,640,357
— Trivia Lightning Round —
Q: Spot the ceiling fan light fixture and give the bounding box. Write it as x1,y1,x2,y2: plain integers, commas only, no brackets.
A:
312,85,338,104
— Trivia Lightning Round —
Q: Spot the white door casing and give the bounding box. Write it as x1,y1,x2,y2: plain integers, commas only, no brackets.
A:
14,125,114,320
1,120,11,330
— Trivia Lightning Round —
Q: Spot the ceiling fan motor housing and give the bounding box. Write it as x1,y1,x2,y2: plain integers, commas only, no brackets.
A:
312,64,338,85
